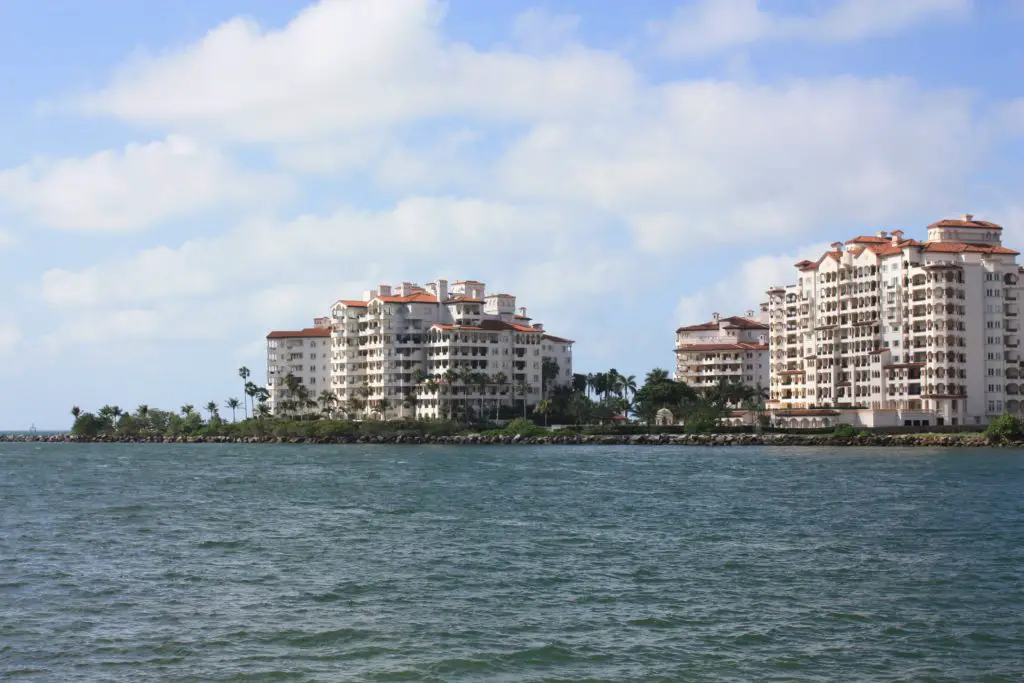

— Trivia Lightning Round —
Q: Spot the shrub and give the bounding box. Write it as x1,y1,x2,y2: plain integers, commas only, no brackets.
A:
985,413,1022,443
832,423,856,438
501,418,547,438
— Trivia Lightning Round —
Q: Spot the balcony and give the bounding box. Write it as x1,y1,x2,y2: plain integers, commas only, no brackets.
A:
1006,305,1020,317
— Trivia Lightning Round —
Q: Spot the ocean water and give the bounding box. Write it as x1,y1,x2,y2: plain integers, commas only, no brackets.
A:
1,444,1022,682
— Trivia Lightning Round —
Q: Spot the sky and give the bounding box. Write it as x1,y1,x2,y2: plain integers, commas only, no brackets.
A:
2,0,1024,429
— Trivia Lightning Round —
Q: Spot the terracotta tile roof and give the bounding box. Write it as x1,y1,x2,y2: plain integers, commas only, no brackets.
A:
337,299,368,307
430,320,541,334
543,334,574,344
921,242,1019,255
452,280,485,285
446,296,484,303
378,293,439,304
676,316,767,333
267,328,331,339
847,236,891,244
929,218,1002,230
675,343,768,352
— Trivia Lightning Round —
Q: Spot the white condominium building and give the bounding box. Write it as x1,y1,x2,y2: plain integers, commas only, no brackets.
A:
269,279,574,420
265,317,332,413
766,215,1022,427
674,311,770,393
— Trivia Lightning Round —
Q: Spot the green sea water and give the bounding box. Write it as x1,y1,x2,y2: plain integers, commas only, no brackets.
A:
2,443,1022,681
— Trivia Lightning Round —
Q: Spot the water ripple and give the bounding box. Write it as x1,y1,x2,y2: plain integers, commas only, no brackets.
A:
1,443,1023,681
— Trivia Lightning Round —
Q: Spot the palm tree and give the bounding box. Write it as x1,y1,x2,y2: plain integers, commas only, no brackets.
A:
572,373,588,395
205,401,219,422
111,406,123,427
493,372,509,419
473,372,489,423
238,366,251,419
534,399,552,426
244,381,259,418
442,369,458,421
318,390,337,419
225,398,241,422
181,404,195,416
541,358,560,397
70,405,81,420
645,368,671,385
516,380,531,418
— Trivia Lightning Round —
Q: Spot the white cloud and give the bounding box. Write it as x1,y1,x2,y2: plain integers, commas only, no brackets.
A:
653,0,971,57
75,0,634,143
0,230,15,247
0,135,289,231
498,77,978,250
675,242,832,326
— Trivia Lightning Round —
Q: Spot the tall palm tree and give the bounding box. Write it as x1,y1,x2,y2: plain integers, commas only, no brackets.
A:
541,358,560,397
493,371,509,419
244,381,259,418
516,380,531,418
70,405,81,420
403,392,419,418
473,372,489,423
238,366,251,419
205,401,219,422
225,398,241,422
111,406,123,426
442,369,458,421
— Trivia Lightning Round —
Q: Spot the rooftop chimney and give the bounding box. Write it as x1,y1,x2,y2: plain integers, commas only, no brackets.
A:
745,309,754,317
963,213,974,222
891,229,904,246
712,312,720,323
876,230,888,239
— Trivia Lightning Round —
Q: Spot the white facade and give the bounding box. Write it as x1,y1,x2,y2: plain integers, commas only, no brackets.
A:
766,215,1022,427
322,279,573,420
265,317,332,413
674,311,770,393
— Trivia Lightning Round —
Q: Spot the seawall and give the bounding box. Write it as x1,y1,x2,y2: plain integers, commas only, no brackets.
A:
0,432,1009,447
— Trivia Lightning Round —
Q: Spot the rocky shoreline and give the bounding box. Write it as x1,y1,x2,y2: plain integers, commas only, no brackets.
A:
0,432,1009,447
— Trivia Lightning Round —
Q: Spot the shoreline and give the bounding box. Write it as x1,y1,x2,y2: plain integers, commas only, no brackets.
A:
0,432,1011,447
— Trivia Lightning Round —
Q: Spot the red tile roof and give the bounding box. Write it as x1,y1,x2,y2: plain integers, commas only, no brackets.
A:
929,218,1002,230
446,296,484,303
337,299,368,307
430,320,541,334
675,343,768,352
543,334,574,344
676,316,767,333
378,293,439,304
267,328,331,339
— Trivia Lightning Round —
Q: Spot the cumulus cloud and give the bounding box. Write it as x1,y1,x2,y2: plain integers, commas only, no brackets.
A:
0,135,290,231
652,0,971,57
74,0,634,142
498,77,978,250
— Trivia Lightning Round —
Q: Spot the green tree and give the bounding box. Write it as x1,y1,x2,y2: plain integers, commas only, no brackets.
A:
493,372,509,420
205,401,220,422
238,366,251,419
541,358,560,397
318,390,337,419
534,399,553,426
986,414,1022,443
70,406,81,425
225,398,241,422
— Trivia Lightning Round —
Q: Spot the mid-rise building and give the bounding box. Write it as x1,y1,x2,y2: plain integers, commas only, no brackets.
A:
674,311,770,394
269,279,574,420
766,214,1022,427
265,317,332,413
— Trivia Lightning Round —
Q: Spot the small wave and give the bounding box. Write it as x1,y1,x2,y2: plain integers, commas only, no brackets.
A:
628,616,677,628
196,539,245,549
271,627,375,648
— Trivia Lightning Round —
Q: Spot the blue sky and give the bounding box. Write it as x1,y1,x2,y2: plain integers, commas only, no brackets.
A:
2,0,1024,429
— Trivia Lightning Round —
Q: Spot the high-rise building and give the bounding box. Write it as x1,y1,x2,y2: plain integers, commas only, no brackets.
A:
674,311,770,393
269,279,574,420
766,215,1021,427
265,317,332,414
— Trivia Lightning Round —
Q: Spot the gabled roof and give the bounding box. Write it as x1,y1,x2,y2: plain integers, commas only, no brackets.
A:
378,292,439,304
336,299,368,307
267,328,331,339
